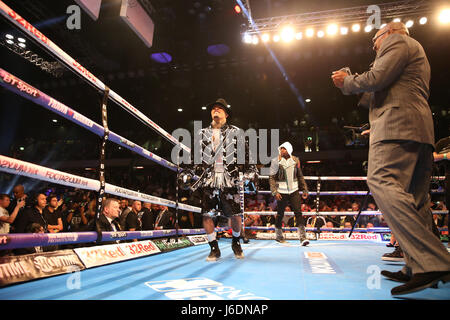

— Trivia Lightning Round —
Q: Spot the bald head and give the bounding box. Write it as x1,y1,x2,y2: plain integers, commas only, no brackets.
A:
373,22,409,52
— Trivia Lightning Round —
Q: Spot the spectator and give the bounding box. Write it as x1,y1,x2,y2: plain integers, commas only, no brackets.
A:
154,205,173,229
0,194,25,234
306,215,326,229
96,198,121,232
43,195,63,233
119,199,133,230
125,200,143,237
15,193,48,234
344,221,353,229
119,199,128,215
141,202,156,230
9,184,28,233
67,201,88,232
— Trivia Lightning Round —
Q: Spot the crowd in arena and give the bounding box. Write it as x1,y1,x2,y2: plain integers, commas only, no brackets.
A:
1,175,447,256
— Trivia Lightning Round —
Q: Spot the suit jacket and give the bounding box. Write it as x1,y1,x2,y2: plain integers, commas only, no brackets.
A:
96,214,121,232
342,33,434,146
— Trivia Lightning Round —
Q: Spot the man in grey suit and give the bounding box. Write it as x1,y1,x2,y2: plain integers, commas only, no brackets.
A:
332,22,450,296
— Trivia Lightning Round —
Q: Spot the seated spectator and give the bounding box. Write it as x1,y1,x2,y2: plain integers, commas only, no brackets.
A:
43,195,63,233
154,205,173,229
16,193,48,234
306,216,326,229
344,221,353,229
141,202,156,230
96,198,122,245
119,199,133,230
324,221,334,232
67,201,88,232
125,201,143,240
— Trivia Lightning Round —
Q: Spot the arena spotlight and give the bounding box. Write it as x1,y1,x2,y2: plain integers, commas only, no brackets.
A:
243,33,252,43
17,37,26,43
306,28,314,38
419,17,428,25
438,8,450,24
305,98,311,103
326,24,338,36
18,43,26,48
281,26,295,42
273,34,280,42
6,39,14,45
177,108,183,112
364,25,373,32
252,35,259,45
351,23,361,32
202,106,207,110
5,34,13,39
317,30,325,38
405,20,414,28
340,26,349,35
393,18,401,22
261,33,270,42
295,32,303,40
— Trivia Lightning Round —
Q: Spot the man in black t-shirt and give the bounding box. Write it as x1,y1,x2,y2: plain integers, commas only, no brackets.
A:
125,200,143,233
43,195,63,233
141,202,155,230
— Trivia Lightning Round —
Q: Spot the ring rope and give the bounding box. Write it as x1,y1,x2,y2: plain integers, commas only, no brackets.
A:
0,1,190,153
0,155,201,213
0,227,230,250
0,68,178,172
257,175,445,181
243,210,448,216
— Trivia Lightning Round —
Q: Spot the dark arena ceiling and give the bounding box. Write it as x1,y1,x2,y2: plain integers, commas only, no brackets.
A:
0,0,449,168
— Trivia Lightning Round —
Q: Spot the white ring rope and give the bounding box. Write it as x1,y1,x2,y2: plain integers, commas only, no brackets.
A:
0,155,201,213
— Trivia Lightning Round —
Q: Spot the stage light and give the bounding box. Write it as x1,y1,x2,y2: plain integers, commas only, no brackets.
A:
326,24,338,36
243,33,252,43
261,33,270,42
317,30,325,38
252,35,259,45
340,26,349,35
281,26,295,42
6,40,14,45
19,147,25,151
405,20,414,28
295,32,303,40
419,17,428,25
177,108,183,112
273,34,280,42
306,28,314,37
18,43,26,48
305,98,311,103
5,34,13,40
52,119,58,123
393,18,401,22
364,25,373,32
202,106,207,110
234,5,241,14
17,37,26,43
438,8,450,24
352,23,361,32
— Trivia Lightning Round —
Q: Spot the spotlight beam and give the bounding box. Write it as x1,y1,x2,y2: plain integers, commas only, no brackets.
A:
236,0,306,109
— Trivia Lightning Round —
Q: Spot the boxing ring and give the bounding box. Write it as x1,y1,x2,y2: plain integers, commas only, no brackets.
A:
1,1,449,301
